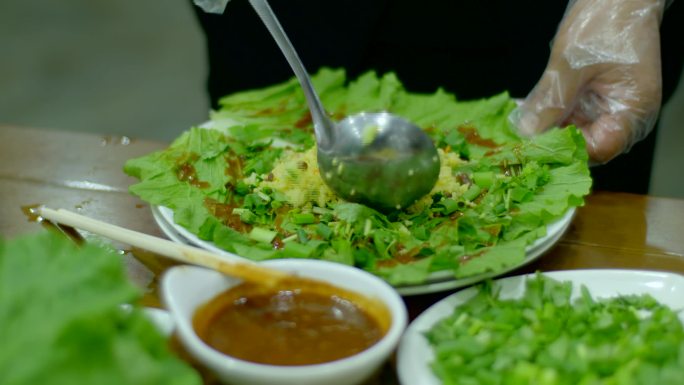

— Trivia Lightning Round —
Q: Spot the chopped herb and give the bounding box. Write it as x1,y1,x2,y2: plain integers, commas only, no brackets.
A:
124,69,591,286
426,274,684,385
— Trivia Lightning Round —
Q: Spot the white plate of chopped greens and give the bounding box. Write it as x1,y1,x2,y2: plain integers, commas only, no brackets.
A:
397,270,684,385
152,203,575,295
126,69,591,294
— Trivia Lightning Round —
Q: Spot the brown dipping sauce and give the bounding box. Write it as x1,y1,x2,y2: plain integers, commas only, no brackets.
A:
193,278,389,366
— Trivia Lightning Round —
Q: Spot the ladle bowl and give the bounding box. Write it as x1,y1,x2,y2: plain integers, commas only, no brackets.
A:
249,0,440,211
318,112,440,211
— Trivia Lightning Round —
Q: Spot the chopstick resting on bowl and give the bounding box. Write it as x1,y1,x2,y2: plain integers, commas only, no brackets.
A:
37,207,291,286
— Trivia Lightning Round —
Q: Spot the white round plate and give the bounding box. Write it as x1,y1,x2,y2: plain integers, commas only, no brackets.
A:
150,205,192,245
152,204,575,295
153,205,241,259
143,307,174,337
120,303,175,337
396,269,684,385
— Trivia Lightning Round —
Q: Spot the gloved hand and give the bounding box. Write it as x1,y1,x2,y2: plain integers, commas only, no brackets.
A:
511,0,667,164
193,0,230,14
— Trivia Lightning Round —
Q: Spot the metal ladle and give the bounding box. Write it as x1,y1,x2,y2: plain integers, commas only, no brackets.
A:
249,0,440,211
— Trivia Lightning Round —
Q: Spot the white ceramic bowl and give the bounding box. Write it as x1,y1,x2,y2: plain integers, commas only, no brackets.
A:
396,269,684,385
161,259,408,385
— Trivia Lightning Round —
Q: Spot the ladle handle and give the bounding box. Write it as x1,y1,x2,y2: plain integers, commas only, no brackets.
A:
248,0,334,148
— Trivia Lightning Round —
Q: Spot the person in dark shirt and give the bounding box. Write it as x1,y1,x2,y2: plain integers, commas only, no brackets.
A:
191,0,684,194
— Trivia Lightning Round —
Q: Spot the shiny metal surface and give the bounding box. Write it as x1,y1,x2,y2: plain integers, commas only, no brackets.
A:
248,0,440,211
318,112,440,211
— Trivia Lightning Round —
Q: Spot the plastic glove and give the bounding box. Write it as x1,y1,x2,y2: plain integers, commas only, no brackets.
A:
193,0,230,14
511,0,666,164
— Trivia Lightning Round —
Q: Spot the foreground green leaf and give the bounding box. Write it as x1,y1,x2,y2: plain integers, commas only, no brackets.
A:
0,232,200,385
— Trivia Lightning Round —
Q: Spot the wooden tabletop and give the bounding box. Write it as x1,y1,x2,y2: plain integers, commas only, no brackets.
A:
2,124,684,382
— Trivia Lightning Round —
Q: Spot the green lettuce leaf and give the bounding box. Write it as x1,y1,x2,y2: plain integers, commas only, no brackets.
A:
124,69,592,286
0,232,200,385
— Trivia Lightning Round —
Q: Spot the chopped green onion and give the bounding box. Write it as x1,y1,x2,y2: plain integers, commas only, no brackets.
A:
463,185,482,201
436,198,460,215
426,274,684,384
363,219,373,237
256,191,271,202
316,223,333,240
312,206,332,215
296,228,309,243
232,208,256,223
248,227,277,244
472,171,494,189
291,213,315,225
234,181,250,195
411,226,429,241
283,241,316,259
282,234,298,243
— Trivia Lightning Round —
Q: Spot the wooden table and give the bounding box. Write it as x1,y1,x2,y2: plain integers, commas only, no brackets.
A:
2,125,684,382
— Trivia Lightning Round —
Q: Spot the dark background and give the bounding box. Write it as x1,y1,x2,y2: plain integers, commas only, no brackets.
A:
0,0,682,196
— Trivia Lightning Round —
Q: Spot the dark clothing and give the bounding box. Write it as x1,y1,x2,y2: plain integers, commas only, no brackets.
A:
192,0,684,194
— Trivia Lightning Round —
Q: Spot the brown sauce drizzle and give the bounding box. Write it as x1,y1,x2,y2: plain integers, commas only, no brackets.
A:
483,224,502,237
271,236,285,250
450,211,464,220
485,148,502,157
204,198,252,233
456,173,472,186
459,250,486,265
423,125,437,134
458,125,499,148
252,107,281,116
252,100,289,117
501,164,523,177
177,163,210,189
329,110,347,121
294,112,313,128
21,204,85,245
225,153,245,180
375,244,420,268
272,206,291,233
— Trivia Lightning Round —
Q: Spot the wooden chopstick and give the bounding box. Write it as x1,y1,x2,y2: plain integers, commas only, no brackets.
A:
37,207,290,285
